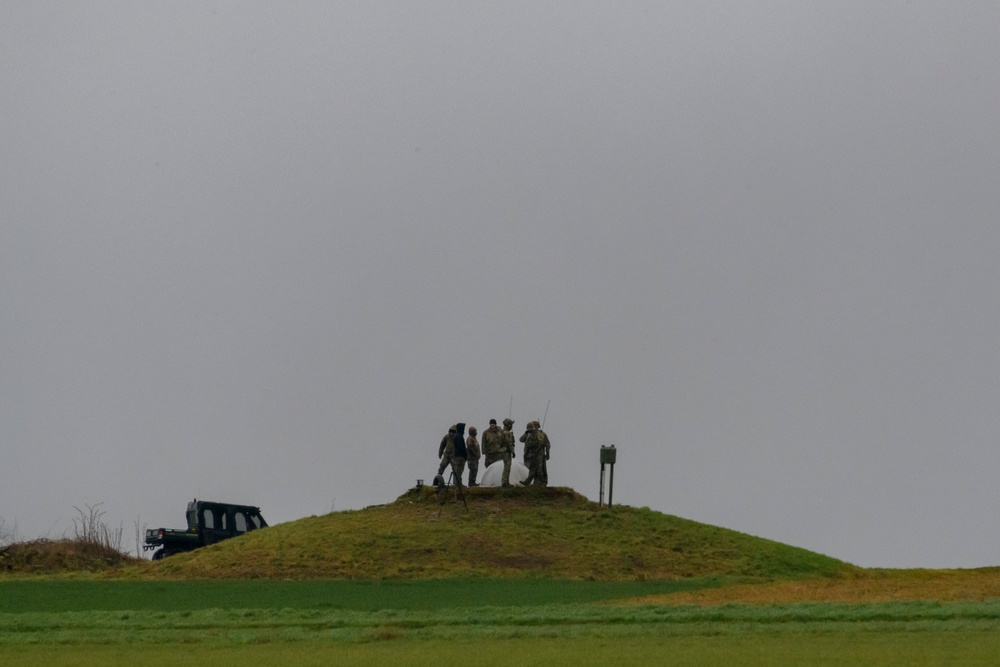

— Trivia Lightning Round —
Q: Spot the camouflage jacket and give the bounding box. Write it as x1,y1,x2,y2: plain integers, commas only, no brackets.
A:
438,433,454,459
501,428,516,454
466,435,481,461
520,429,539,456
537,430,551,458
481,427,505,456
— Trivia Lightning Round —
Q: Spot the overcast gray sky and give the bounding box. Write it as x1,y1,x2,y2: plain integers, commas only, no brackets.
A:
3,2,999,568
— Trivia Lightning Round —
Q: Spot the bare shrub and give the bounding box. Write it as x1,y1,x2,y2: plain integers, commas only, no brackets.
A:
0,504,137,574
0,517,16,547
72,502,124,553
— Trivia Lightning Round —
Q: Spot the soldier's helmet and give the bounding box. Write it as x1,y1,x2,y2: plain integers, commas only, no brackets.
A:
503,418,514,427
469,426,477,435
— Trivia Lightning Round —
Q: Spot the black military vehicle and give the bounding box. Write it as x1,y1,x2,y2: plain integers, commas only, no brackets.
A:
144,499,267,560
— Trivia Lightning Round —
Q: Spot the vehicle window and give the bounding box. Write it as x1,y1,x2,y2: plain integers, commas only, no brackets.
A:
202,508,215,530
221,512,228,530
235,512,248,533
250,515,262,530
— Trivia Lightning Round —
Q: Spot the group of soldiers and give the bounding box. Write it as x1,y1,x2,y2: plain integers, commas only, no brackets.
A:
436,418,551,489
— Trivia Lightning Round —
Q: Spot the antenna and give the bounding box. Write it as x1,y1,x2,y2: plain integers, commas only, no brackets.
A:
541,400,550,428
509,395,513,420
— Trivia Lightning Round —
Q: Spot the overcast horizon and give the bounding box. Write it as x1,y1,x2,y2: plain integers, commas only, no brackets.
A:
3,2,1000,568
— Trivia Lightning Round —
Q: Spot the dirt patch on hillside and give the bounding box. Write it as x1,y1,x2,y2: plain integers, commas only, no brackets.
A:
624,569,1000,605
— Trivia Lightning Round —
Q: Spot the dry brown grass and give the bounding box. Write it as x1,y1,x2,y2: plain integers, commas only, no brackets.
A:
0,538,138,574
624,568,1000,605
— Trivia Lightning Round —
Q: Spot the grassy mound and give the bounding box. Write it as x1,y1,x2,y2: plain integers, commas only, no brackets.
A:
134,486,858,581
1,539,137,574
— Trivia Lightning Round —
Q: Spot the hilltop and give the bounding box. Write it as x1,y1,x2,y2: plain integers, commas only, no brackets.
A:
133,486,859,581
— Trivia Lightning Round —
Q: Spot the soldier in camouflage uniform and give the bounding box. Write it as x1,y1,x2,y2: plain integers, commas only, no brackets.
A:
437,425,457,477
450,423,468,488
536,423,551,486
466,426,481,486
519,421,543,486
501,418,516,487
481,418,505,469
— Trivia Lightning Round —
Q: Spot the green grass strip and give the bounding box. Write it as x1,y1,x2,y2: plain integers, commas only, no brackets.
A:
3,601,1000,645
4,634,1000,667
0,578,720,613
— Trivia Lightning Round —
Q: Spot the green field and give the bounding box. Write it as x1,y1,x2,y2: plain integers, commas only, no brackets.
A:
3,490,999,664
3,579,1000,665
5,634,1000,667
0,578,719,613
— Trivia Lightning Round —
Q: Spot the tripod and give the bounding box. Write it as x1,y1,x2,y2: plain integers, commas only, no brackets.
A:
437,469,469,515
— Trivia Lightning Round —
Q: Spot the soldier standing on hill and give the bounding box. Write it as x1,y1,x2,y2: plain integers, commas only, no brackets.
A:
519,421,541,486
466,426,481,486
481,418,504,470
536,422,551,486
450,423,468,489
437,425,459,478
501,418,516,487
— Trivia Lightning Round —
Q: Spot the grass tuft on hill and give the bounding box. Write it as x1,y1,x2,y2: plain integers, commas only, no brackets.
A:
127,487,858,581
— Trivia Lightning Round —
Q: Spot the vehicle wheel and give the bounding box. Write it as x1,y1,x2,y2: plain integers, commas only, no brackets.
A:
151,549,166,561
